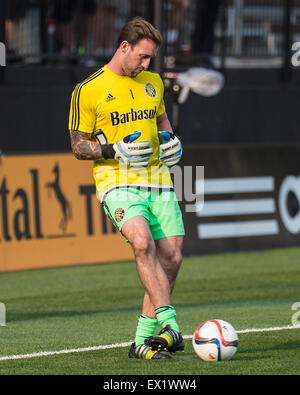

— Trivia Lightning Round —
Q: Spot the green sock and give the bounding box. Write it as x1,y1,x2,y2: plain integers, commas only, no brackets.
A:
134,315,159,347
155,305,180,333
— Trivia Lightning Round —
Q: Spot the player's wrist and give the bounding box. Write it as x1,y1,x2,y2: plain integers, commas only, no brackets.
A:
101,144,115,159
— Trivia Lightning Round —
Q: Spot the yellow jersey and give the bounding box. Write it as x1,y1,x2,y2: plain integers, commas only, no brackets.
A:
68,66,173,201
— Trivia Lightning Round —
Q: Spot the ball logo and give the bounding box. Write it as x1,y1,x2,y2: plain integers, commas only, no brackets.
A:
145,83,157,98
222,325,229,334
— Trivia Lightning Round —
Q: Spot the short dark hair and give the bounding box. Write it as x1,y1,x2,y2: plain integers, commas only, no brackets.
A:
118,16,163,48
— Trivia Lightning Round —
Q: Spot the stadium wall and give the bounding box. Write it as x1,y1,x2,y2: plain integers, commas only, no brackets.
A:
176,69,300,145
0,67,300,153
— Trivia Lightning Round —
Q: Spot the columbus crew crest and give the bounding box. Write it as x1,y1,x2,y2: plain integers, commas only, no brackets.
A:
145,83,157,98
114,208,125,223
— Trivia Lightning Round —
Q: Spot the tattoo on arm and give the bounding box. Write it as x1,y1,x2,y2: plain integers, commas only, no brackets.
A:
69,130,103,160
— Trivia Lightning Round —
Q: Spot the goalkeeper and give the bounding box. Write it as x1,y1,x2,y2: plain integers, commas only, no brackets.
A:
68,17,185,360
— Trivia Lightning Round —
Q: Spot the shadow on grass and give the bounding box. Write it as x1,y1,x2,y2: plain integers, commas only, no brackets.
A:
6,305,140,323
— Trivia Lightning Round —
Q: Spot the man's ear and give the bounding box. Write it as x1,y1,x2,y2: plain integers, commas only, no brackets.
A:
120,40,131,53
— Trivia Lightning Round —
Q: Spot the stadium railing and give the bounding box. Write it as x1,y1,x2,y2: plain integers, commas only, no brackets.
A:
1,0,299,73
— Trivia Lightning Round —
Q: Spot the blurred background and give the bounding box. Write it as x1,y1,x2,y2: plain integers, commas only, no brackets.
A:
1,0,300,151
2,0,300,64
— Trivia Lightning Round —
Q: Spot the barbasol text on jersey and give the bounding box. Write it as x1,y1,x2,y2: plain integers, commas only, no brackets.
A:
110,107,157,126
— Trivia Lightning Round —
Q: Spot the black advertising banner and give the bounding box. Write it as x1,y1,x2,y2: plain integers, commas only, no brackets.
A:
178,144,300,255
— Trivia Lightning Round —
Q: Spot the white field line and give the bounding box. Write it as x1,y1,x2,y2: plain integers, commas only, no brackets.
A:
0,325,299,362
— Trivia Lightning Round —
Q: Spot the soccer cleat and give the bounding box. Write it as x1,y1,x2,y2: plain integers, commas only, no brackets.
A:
128,342,172,360
145,325,184,353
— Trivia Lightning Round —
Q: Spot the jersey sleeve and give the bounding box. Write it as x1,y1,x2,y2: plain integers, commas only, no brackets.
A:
68,84,95,133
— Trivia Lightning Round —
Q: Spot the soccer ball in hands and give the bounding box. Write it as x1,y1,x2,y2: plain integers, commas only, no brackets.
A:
193,319,238,361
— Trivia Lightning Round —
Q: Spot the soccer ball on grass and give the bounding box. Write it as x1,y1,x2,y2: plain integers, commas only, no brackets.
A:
192,319,238,361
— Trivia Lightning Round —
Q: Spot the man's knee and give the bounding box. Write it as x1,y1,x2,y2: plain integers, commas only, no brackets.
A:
161,245,182,268
162,248,182,283
131,232,156,258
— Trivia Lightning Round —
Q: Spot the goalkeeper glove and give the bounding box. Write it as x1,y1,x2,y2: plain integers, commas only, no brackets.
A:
158,131,183,167
95,131,153,168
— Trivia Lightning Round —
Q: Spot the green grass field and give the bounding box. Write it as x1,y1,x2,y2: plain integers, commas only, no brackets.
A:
0,246,300,375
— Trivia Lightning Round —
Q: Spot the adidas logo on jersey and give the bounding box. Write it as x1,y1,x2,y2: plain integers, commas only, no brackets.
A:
106,93,116,102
